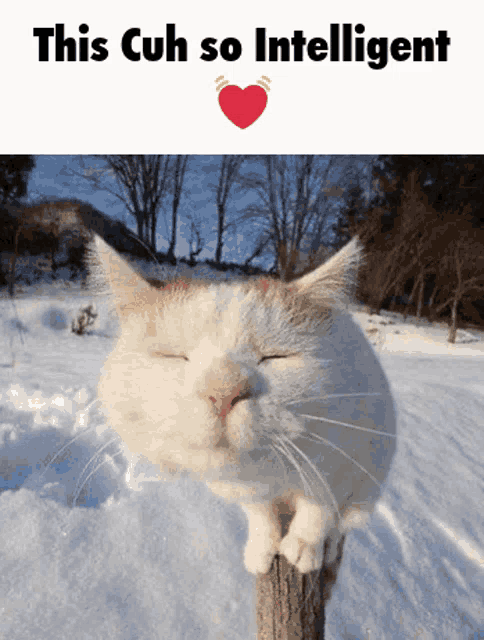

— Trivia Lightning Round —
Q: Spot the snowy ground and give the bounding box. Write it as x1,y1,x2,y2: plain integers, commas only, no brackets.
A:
0,275,483,639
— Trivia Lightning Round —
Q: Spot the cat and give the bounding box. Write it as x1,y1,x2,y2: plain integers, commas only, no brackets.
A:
90,234,396,575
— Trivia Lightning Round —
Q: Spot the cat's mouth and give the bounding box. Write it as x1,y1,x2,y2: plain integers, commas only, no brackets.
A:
215,433,231,450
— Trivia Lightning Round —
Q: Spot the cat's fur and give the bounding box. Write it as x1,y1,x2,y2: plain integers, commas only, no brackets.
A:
90,235,396,574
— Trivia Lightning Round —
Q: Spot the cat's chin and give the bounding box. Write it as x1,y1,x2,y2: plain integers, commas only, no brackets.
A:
154,445,237,476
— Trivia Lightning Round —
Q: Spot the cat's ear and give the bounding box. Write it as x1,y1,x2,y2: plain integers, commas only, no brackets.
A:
292,236,362,307
87,234,155,316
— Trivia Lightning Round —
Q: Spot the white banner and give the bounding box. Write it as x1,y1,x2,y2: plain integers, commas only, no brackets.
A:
1,0,480,152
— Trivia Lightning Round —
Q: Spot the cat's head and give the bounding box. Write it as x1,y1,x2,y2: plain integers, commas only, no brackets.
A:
90,237,391,499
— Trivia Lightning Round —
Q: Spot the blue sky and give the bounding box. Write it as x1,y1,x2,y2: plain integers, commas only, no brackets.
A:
26,155,370,267
27,155,269,265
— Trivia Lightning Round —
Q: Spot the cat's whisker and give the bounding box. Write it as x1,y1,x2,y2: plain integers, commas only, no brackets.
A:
270,445,292,487
275,435,335,518
280,434,340,520
274,436,342,609
269,443,320,610
272,438,314,500
295,413,404,442
273,441,312,498
71,437,121,507
325,392,383,399
72,447,126,508
273,438,339,522
39,398,101,481
271,443,324,612
285,391,383,408
72,448,127,508
300,432,382,489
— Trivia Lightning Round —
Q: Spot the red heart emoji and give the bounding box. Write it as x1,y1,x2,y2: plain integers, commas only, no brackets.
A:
218,85,267,129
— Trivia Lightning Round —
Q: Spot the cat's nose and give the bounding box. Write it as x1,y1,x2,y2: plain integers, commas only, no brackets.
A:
209,385,253,421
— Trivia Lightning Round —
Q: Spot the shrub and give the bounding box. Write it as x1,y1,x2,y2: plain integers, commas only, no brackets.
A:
71,303,98,336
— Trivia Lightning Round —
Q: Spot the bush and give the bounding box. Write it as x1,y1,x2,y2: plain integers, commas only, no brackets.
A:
71,303,98,336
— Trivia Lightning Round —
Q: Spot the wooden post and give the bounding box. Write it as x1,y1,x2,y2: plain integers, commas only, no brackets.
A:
256,535,346,640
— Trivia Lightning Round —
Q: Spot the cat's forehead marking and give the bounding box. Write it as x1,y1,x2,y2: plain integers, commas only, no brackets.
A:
147,276,325,352
149,284,251,351
159,281,190,294
196,286,251,345
208,283,247,312
257,278,294,296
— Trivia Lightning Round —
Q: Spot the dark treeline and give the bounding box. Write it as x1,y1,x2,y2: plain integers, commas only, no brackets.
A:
341,155,484,341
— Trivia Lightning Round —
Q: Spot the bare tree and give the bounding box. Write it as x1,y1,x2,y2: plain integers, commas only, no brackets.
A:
77,155,173,250
4,201,73,297
185,212,205,266
434,238,484,343
7,208,24,298
0,155,35,207
214,156,245,264
240,156,341,281
386,172,480,322
359,220,427,315
243,231,273,267
359,244,411,314
167,155,189,264
391,171,439,317
357,170,442,314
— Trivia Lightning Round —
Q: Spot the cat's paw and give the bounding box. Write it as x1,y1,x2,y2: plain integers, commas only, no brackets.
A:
244,540,278,574
279,534,323,574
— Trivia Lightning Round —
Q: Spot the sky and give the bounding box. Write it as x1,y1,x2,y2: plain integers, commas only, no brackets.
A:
27,155,258,264
25,155,372,269
26,155,273,267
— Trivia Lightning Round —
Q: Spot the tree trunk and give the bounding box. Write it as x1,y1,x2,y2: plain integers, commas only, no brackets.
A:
416,276,425,318
8,225,21,298
167,201,177,263
448,297,458,344
256,537,346,639
215,204,224,264
51,242,58,273
135,214,144,244
151,208,157,252
8,253,16,298
374,290,383,315
428,289,435,319
167,156,188,265
407,274,419,308
278,241,288,282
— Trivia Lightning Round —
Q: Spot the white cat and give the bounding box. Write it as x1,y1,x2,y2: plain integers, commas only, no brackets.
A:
90,235,396,575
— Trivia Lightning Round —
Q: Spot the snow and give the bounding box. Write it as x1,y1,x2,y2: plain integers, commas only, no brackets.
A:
1,278,483,639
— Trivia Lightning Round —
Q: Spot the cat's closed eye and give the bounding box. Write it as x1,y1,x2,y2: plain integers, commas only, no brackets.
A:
149,350,189,361
259,355,289,364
